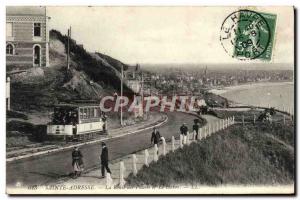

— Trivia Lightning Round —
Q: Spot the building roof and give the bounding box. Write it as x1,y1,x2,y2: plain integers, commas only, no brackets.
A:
6,6,46,16
125,64,140,72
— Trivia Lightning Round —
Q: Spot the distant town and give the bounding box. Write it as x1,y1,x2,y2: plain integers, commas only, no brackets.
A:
126,66,293,96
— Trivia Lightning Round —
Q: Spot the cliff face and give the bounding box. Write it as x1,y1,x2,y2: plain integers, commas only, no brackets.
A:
9,29,134,113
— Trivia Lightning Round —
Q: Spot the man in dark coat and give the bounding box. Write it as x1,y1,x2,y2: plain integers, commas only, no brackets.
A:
193,121,200,140
180,123,188,136
100,142,111,178
151,127,161,145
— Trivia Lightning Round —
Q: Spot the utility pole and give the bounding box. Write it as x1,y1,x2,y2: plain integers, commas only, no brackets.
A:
67,26,71,70
120,64,123,126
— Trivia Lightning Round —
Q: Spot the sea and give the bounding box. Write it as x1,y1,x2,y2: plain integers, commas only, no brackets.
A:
215,82,294,110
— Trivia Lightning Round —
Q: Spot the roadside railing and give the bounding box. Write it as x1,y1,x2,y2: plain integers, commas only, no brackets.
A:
105,104,295,189
106,116,236,189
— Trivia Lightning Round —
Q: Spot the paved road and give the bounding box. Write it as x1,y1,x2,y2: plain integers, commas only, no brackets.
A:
7,112,199,187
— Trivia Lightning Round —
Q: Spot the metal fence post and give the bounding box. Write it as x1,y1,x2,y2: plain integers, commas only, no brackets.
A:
161,137,166,156
179,134,183,148
183,134,187,145
188,132,192,145
153,144,158,162
119,161,126,188
132,154,137,176
106,172,114,189
144,149,149,167
171,136,175,152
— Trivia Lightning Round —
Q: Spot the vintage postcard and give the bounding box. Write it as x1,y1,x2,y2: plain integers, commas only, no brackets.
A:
5,6,294,195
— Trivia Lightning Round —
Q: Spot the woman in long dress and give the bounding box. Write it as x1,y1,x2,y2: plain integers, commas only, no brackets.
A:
72,147,84,178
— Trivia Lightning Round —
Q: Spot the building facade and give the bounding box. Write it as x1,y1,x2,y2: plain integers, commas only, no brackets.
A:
6,6,49,69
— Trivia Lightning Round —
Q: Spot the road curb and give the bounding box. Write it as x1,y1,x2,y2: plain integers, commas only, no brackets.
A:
6,114,169,163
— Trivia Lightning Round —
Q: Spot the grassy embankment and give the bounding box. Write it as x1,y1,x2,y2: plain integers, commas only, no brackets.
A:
126,111,294,187
6,110,50,148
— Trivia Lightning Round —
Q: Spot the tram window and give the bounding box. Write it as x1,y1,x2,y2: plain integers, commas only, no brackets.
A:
87,107,91,119
73,111,78,123
85,108,88,119
52,107,78,125
94,107,97,118
91,107,95,118
90,107,93,118
95,108,98,118
97,107,101,117
83,108,87,119
79,108,83,119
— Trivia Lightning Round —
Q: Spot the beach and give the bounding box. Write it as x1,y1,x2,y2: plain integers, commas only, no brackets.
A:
210,81,294,109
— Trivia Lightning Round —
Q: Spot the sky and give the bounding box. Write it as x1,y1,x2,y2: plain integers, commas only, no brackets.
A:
47,6,294,66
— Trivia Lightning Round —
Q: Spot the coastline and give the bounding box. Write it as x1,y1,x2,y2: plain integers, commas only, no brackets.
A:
209,81,294,96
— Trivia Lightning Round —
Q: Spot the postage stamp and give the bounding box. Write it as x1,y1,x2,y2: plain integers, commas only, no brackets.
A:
220,9,277,61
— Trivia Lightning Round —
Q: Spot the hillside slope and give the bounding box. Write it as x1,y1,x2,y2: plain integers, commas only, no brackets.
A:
9,29,134,113
126,121,294,187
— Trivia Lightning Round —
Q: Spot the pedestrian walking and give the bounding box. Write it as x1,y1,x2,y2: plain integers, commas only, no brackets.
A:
180,123,188,136
151,127,162,146
151,127,162,155
193,121,199,140
72,147,84,178
100,142,111,178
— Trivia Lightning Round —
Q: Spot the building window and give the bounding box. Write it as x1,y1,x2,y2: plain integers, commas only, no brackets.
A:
6,44,14,55
34,23,41,37
33,45,41,66
6,23,13,37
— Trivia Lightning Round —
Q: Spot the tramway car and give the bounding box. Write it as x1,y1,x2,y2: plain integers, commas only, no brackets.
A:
47,103,107,140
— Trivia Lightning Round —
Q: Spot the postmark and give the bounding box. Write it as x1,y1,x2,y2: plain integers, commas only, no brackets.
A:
220,10,277,61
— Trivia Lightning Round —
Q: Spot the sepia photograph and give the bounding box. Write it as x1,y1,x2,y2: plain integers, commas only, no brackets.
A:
4,5,295,195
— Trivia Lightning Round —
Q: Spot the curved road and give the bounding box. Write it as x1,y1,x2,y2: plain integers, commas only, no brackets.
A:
7,112,206,187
